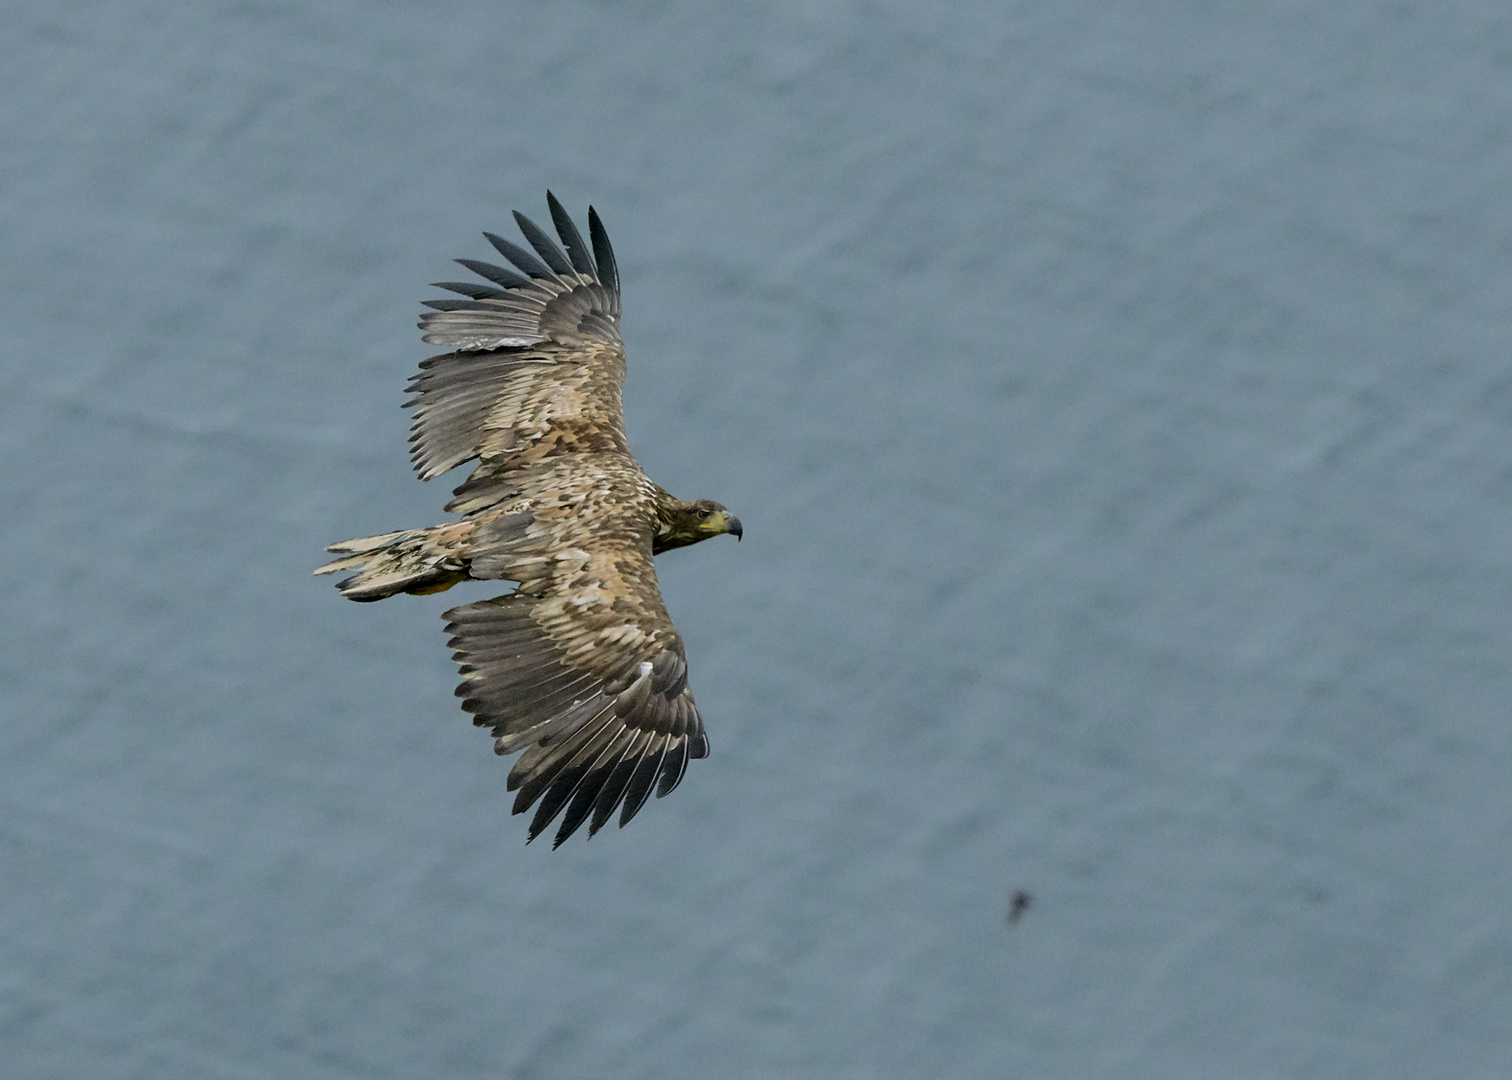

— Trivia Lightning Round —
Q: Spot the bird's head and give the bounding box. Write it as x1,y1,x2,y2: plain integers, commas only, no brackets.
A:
656,498,742,553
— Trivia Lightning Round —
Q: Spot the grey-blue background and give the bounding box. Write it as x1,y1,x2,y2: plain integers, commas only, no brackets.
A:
4,2,1510,1077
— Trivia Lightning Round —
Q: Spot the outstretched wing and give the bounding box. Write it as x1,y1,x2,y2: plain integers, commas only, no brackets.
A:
444,519,708,848
406,192,627,484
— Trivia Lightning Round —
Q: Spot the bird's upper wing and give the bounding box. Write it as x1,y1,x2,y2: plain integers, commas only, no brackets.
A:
444,488,708,847
406,192,627,484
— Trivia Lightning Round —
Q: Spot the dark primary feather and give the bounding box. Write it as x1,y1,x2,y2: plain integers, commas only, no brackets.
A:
454,257,533,292
483,232,554,281
512,210,577,277
547,191,598,279
588,207,619,295
432,280,510,300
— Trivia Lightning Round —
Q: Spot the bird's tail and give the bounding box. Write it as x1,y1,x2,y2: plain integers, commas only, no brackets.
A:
315,521,474,602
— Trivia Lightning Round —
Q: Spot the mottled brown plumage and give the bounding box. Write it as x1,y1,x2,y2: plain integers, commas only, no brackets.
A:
317,194,740,846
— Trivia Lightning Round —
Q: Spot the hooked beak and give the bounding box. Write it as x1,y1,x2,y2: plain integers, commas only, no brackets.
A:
727,515,743,541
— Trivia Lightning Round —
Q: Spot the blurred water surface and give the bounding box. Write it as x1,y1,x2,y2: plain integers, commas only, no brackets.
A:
4,2,1512,1077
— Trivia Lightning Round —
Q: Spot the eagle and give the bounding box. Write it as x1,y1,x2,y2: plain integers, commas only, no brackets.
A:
317,194,741,847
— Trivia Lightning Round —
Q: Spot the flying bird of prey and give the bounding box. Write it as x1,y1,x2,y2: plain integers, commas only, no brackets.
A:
317,194,741,846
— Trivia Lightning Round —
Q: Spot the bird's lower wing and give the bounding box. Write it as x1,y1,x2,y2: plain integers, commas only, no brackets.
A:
444,542,707,847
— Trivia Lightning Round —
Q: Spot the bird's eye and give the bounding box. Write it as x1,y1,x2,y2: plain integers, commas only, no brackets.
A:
699,509,713,519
